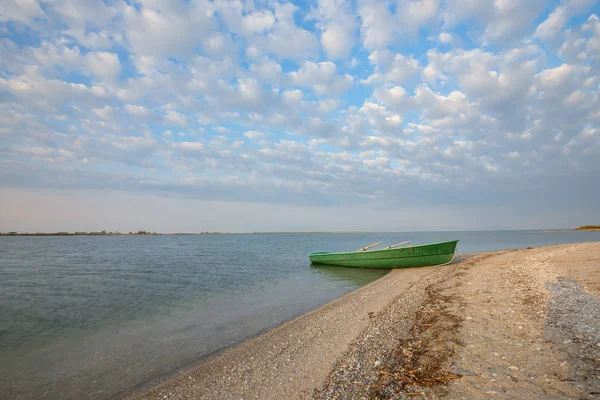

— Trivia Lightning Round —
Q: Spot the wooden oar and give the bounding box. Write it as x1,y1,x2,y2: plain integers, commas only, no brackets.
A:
357,241,382,252
385,241,410,249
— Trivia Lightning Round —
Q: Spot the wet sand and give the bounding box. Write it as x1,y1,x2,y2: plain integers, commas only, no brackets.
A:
130,242,600,399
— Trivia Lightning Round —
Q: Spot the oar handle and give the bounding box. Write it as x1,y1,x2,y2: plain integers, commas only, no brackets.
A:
385,241,410,249
357,241,382,252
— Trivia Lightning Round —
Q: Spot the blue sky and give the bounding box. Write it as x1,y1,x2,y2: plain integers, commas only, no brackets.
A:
0,0,599,232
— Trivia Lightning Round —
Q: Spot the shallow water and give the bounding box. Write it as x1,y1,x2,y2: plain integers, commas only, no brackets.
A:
1,230,598,398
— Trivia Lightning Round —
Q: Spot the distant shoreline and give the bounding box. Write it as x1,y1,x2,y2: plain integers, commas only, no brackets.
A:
575,225,600,231
0,231,366,236
1,228,598,236
0,230,373,236
0,232,224,236
0,231,355,236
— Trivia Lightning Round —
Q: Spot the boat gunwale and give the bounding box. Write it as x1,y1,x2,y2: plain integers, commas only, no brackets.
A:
309,239,459,257
309,252,455,262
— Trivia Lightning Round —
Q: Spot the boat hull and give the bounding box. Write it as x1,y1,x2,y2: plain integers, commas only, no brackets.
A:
309,240,458,268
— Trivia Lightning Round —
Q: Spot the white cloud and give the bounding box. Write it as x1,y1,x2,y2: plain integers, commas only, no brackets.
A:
242,10,275,34
289,61,353,95
52,0,118,30
358,0,396,50
535,6,569,40
0,66,108,113
85,51,121,82
558,14,600,63
444,0,548,45
439,32,452,43
164,111,188,126
250,2,319,60
397,0,439,35
321,24,353,60
422,47,539,122
363,156,391,169
243,130,265,140
125,104,150,117
373,85,412,110
27,41,83,73
360,101,405,133
249,58,283,85
312,0,357,59
536,0,596,41
414,86,470,120
176,141,204,151
282,89,304,105
362,50,421,85
484,0,548,44
202,32,237,59
208,78,276,111
92,105,114,119
123,1,214,57
319,98,340,114
298,116,340,138
536,63,579,88
0,0,44,27
443,0,494,27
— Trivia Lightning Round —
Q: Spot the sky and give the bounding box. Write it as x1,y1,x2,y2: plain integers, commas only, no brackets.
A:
0,0,599,233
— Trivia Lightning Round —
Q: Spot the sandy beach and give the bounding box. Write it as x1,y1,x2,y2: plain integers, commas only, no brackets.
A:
130,242,600,399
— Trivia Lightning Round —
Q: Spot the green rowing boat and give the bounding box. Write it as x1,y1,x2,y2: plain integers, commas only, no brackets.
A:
309,240,459,268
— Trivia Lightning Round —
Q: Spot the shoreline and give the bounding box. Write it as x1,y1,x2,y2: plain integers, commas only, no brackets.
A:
130,259,457,399
3,228,599,237
129,242,600,399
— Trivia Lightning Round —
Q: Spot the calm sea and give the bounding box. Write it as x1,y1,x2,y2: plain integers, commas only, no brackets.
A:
1,230,599,398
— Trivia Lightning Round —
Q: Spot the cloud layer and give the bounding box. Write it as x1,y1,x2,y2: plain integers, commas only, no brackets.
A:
0,0,599,231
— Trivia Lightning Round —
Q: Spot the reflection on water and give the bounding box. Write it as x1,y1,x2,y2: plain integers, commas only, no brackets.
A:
310,264,389,285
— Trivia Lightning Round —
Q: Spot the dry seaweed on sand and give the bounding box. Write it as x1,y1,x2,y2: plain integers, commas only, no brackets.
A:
314,262,471,400
369,286,465,399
